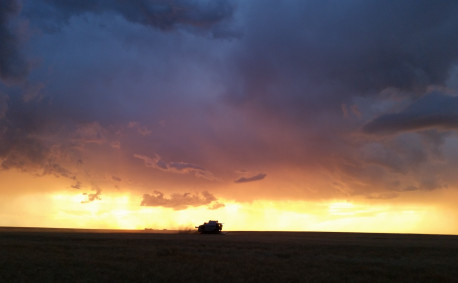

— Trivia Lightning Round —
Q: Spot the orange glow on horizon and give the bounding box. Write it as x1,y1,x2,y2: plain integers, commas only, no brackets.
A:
1,189,457,235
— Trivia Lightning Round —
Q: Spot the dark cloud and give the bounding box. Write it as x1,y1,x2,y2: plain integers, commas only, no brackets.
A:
213,0,458,200
0,92,7,118
71,181,82,190
0,0,29,82
0,123,84,188
364,93,458,135
361,136,428,174
0,129,46,171
0,0,232,195
329,128,452,199
2,0,458,205
23,0,236,37
134,153,216,180
141,191,218,210
229,0,458,117
0,93,90,191
81,187,102,203
234,173,266,183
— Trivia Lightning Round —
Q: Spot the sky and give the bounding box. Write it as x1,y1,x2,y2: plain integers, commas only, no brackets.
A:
1,0,458,234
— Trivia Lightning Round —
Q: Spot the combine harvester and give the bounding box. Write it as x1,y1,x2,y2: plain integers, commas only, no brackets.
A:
195,220,223,234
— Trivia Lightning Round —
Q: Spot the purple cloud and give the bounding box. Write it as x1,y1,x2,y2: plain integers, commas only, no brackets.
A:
235,173,266,183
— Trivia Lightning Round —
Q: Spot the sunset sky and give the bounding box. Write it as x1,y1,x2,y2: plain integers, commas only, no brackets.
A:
1,0,458,234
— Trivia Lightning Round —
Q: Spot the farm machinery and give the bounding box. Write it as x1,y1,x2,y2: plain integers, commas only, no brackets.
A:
195,220,223,234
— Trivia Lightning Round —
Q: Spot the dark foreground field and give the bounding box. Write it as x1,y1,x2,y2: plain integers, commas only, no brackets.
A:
1,228,457,282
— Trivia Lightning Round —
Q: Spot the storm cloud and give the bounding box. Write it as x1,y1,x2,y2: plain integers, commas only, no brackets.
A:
1,0,458,208
364,93,458,135
22,0,236,37
227,0,458,124
0,0,29,82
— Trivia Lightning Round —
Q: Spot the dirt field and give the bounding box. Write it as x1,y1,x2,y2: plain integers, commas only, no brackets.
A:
1,227,457,282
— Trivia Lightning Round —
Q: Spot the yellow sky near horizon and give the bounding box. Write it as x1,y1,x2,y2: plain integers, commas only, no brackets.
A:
1,176,457,235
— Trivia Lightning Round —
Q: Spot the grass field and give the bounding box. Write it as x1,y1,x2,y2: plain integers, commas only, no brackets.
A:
1,227,457,282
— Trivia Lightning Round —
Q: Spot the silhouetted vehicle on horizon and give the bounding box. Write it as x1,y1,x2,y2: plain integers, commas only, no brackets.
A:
195,220,223,234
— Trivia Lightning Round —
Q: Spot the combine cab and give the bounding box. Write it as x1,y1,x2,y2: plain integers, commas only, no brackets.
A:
195,220,223,234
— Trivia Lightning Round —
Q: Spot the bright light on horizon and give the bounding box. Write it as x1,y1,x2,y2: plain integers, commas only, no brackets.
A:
0,191,456,235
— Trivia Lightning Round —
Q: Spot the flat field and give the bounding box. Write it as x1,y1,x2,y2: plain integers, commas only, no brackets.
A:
1,227,457,282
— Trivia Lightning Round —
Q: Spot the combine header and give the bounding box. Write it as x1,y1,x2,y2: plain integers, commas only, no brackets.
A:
195,220,223,234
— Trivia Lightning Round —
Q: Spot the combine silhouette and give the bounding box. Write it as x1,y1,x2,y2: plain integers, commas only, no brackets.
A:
195,220,223,234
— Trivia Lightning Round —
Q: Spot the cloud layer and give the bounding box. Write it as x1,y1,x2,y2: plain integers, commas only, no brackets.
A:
23,0,236,36
364,93,458,134
1,1,458,206
0,0,29,82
